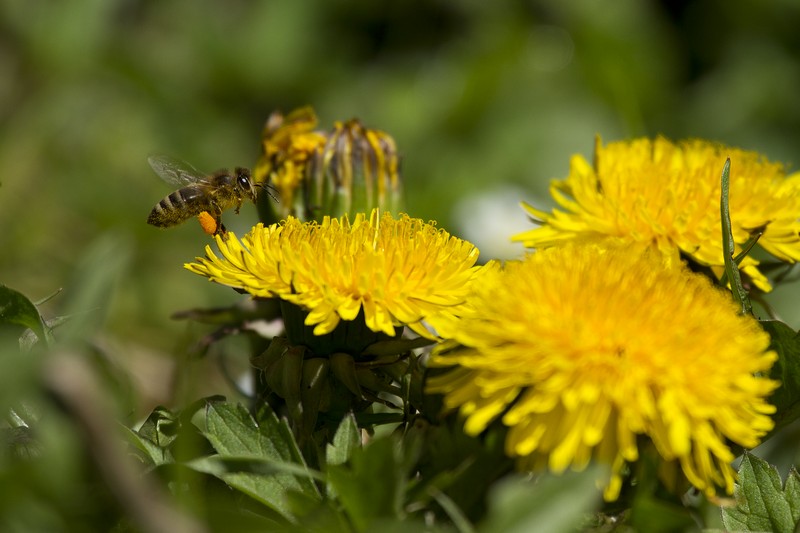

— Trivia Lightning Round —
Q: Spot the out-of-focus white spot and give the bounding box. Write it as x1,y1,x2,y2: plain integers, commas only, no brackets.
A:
453,186,548,260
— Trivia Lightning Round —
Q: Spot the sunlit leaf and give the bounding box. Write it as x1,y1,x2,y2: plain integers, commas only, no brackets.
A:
721,452,800,532
201,401,320,520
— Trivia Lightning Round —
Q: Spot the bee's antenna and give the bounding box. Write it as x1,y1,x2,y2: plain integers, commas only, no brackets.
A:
257,182,279,202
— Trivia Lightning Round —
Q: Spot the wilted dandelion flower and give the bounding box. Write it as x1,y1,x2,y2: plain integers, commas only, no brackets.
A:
253,107,403,220
427,244,778,500
513,137,800,291
309,117,403,216
253,106,327,213
185,209,480,338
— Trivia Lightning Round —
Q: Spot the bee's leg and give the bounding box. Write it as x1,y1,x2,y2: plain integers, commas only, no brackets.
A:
203,204,226,236
234,200,243,215
213,209,227,236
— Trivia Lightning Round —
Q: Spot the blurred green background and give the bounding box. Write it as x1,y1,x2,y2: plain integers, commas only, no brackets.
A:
2,0,800,410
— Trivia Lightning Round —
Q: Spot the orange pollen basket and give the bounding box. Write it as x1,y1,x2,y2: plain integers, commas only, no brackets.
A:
197,212,218,235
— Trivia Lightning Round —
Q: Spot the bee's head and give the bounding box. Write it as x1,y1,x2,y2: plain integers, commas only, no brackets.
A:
234,168,258,201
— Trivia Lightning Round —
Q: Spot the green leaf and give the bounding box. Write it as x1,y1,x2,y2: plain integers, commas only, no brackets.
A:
324,413,362,502
721,452,800,533
186,455,325,482
627,442,697,532
326,436,405,532
0,284,52,346
406,421,512,521
429,488,475,533
120,425,173,467
137,405,181,448
761,321,800,434
121,405,183,467
201,401,320,520
325,412,361,467
478,468,603,533
720,158,752,314
630,493,696,533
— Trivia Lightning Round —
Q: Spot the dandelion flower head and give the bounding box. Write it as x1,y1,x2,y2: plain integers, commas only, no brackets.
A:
513,137,800,291
428,243,778,500
186,209,481,338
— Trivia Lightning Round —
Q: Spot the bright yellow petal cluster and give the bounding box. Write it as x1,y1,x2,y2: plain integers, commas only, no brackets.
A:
186,209,481,337
427,243,778,501
253,106,327,211
513,137,800,291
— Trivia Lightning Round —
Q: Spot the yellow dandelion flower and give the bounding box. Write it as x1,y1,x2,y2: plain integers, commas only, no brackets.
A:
185,209,481,338
427,243,778,501
512,137,800,291
254,106,328,213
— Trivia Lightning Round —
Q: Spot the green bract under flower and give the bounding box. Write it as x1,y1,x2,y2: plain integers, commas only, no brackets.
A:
513,137,800,291
185,209,481,337
428,243,778,501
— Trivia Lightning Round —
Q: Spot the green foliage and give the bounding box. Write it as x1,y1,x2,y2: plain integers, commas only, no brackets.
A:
0,284,52,346
120,398,612,532
761,321,800,435
722,452,800,533
719,158,752,315
200,401,321,516
479,470,602,533
325,413,361,468
327,436,405,531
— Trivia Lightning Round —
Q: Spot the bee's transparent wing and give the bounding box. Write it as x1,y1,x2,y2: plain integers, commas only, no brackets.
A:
148,154,211,187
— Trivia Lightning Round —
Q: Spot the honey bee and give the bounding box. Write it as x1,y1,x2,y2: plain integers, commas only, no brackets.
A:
147,155,262,235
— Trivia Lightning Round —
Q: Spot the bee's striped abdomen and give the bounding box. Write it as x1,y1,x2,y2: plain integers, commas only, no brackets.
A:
148,186,210,227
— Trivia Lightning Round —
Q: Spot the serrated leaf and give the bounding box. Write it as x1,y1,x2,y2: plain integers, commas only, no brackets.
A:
761,320,800,434
0,284,52,346
721,452,800,533
479,468,603,533
202,401,320,520
787,467,800,521
325,413,362,501
326,436,404,532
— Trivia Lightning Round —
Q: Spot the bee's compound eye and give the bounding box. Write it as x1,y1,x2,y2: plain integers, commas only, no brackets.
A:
237,174,250,189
